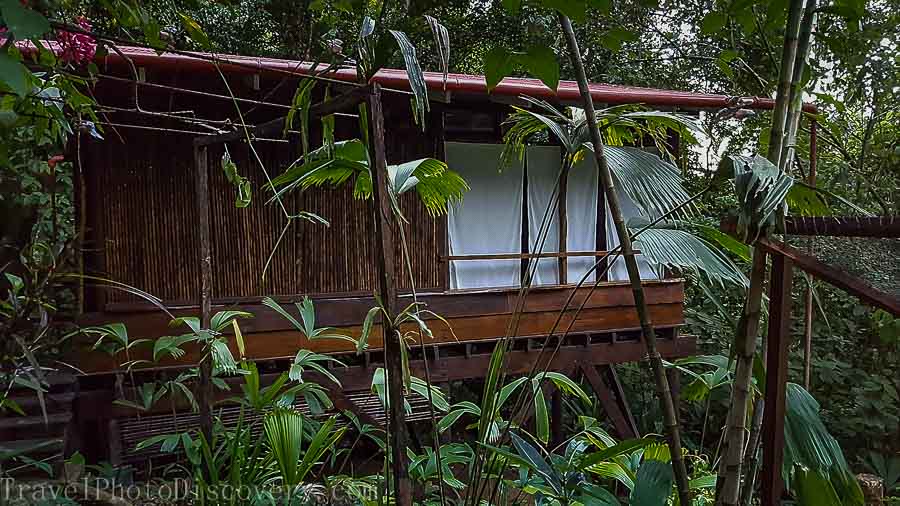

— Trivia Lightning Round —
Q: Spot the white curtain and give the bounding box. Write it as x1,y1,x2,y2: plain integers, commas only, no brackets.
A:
566,157,599,284
526,146,561,285
606,188,659,281
446,142,523,289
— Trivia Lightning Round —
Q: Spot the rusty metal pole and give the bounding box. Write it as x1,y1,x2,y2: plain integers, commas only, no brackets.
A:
365,83,412,505
761,254,793,506
193,142,213,441
803,119,818,390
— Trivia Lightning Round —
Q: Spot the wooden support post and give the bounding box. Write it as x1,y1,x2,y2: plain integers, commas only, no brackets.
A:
365,83,412,505
558,169,568,284
595,161,608,282
193,142,213,442
551,387,563,447
521,155,530,284
581,363,638,439
761,253,793,506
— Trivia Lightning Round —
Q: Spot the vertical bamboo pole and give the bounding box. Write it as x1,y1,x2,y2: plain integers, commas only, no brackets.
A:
366,83,412,505
767,0,807,165
194,142,213,441
558,13,691,506
717,247,767,504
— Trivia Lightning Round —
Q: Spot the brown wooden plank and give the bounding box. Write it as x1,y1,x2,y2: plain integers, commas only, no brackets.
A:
81,280,684,332
721,216,900,239
761,254,792,506
194,85,370,147
72,282,685,373
73,301,685,373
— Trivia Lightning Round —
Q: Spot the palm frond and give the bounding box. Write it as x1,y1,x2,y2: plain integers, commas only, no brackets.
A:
631,225,748,287
727,154,795,242
784,383,864,505
600,146,694,218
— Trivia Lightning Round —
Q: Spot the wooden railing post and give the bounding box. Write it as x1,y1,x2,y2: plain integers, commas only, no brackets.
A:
193,142,213,442
761,253,793,506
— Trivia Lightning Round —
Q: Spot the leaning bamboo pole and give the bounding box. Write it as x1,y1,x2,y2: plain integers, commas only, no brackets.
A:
558,13,692,506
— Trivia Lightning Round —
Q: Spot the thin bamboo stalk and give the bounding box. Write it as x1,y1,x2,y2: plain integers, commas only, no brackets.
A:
558,12,691,506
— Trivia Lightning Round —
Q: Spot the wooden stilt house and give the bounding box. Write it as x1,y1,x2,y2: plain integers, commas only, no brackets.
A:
11,46,804,464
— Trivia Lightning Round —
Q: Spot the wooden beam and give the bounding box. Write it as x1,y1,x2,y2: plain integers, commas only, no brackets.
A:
580,363,638,439
761,253,792,506
759,238,900,315
443,250,614,261
194,85,370,147
721,216,900,239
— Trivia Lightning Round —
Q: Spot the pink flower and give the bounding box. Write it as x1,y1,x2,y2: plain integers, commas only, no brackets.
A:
57,16,96,65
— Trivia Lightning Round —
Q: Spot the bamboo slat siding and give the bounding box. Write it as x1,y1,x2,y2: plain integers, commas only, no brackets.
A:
97,131,201,304
91,122,443,307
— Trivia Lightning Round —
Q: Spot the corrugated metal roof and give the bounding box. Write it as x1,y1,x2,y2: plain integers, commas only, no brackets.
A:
93,45,813,112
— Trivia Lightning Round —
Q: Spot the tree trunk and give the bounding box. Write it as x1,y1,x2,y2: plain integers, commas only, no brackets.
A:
365,83,412,505
716,247,767,505
194,143,214,442
558,13,692,506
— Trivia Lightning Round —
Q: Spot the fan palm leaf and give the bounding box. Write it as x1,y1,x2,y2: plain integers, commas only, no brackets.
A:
783,383,864,505
630,223,748,287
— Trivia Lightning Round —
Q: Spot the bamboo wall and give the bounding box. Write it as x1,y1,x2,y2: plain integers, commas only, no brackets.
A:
85,96,445,308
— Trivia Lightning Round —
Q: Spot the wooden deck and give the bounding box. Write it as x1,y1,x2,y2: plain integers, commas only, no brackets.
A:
73,279,687,374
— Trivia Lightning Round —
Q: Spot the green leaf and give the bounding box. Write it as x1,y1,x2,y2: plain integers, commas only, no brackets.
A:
425,15,449,89
695,224,751,262
177,12,210,49
510,432,562,495
794,467,843,506
630,459,674,506
0,52,31,96
540,0,587,22
0,1,50,38
581,438,657,468
484,46,515,92
389,30,428,129
357,306,381,354
700,11,728,34
786,183,831,216
521,45,559,91
588,0,613,13
532,379,550,444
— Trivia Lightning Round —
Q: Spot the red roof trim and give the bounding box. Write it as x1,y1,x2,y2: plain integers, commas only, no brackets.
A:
27,43,816,112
